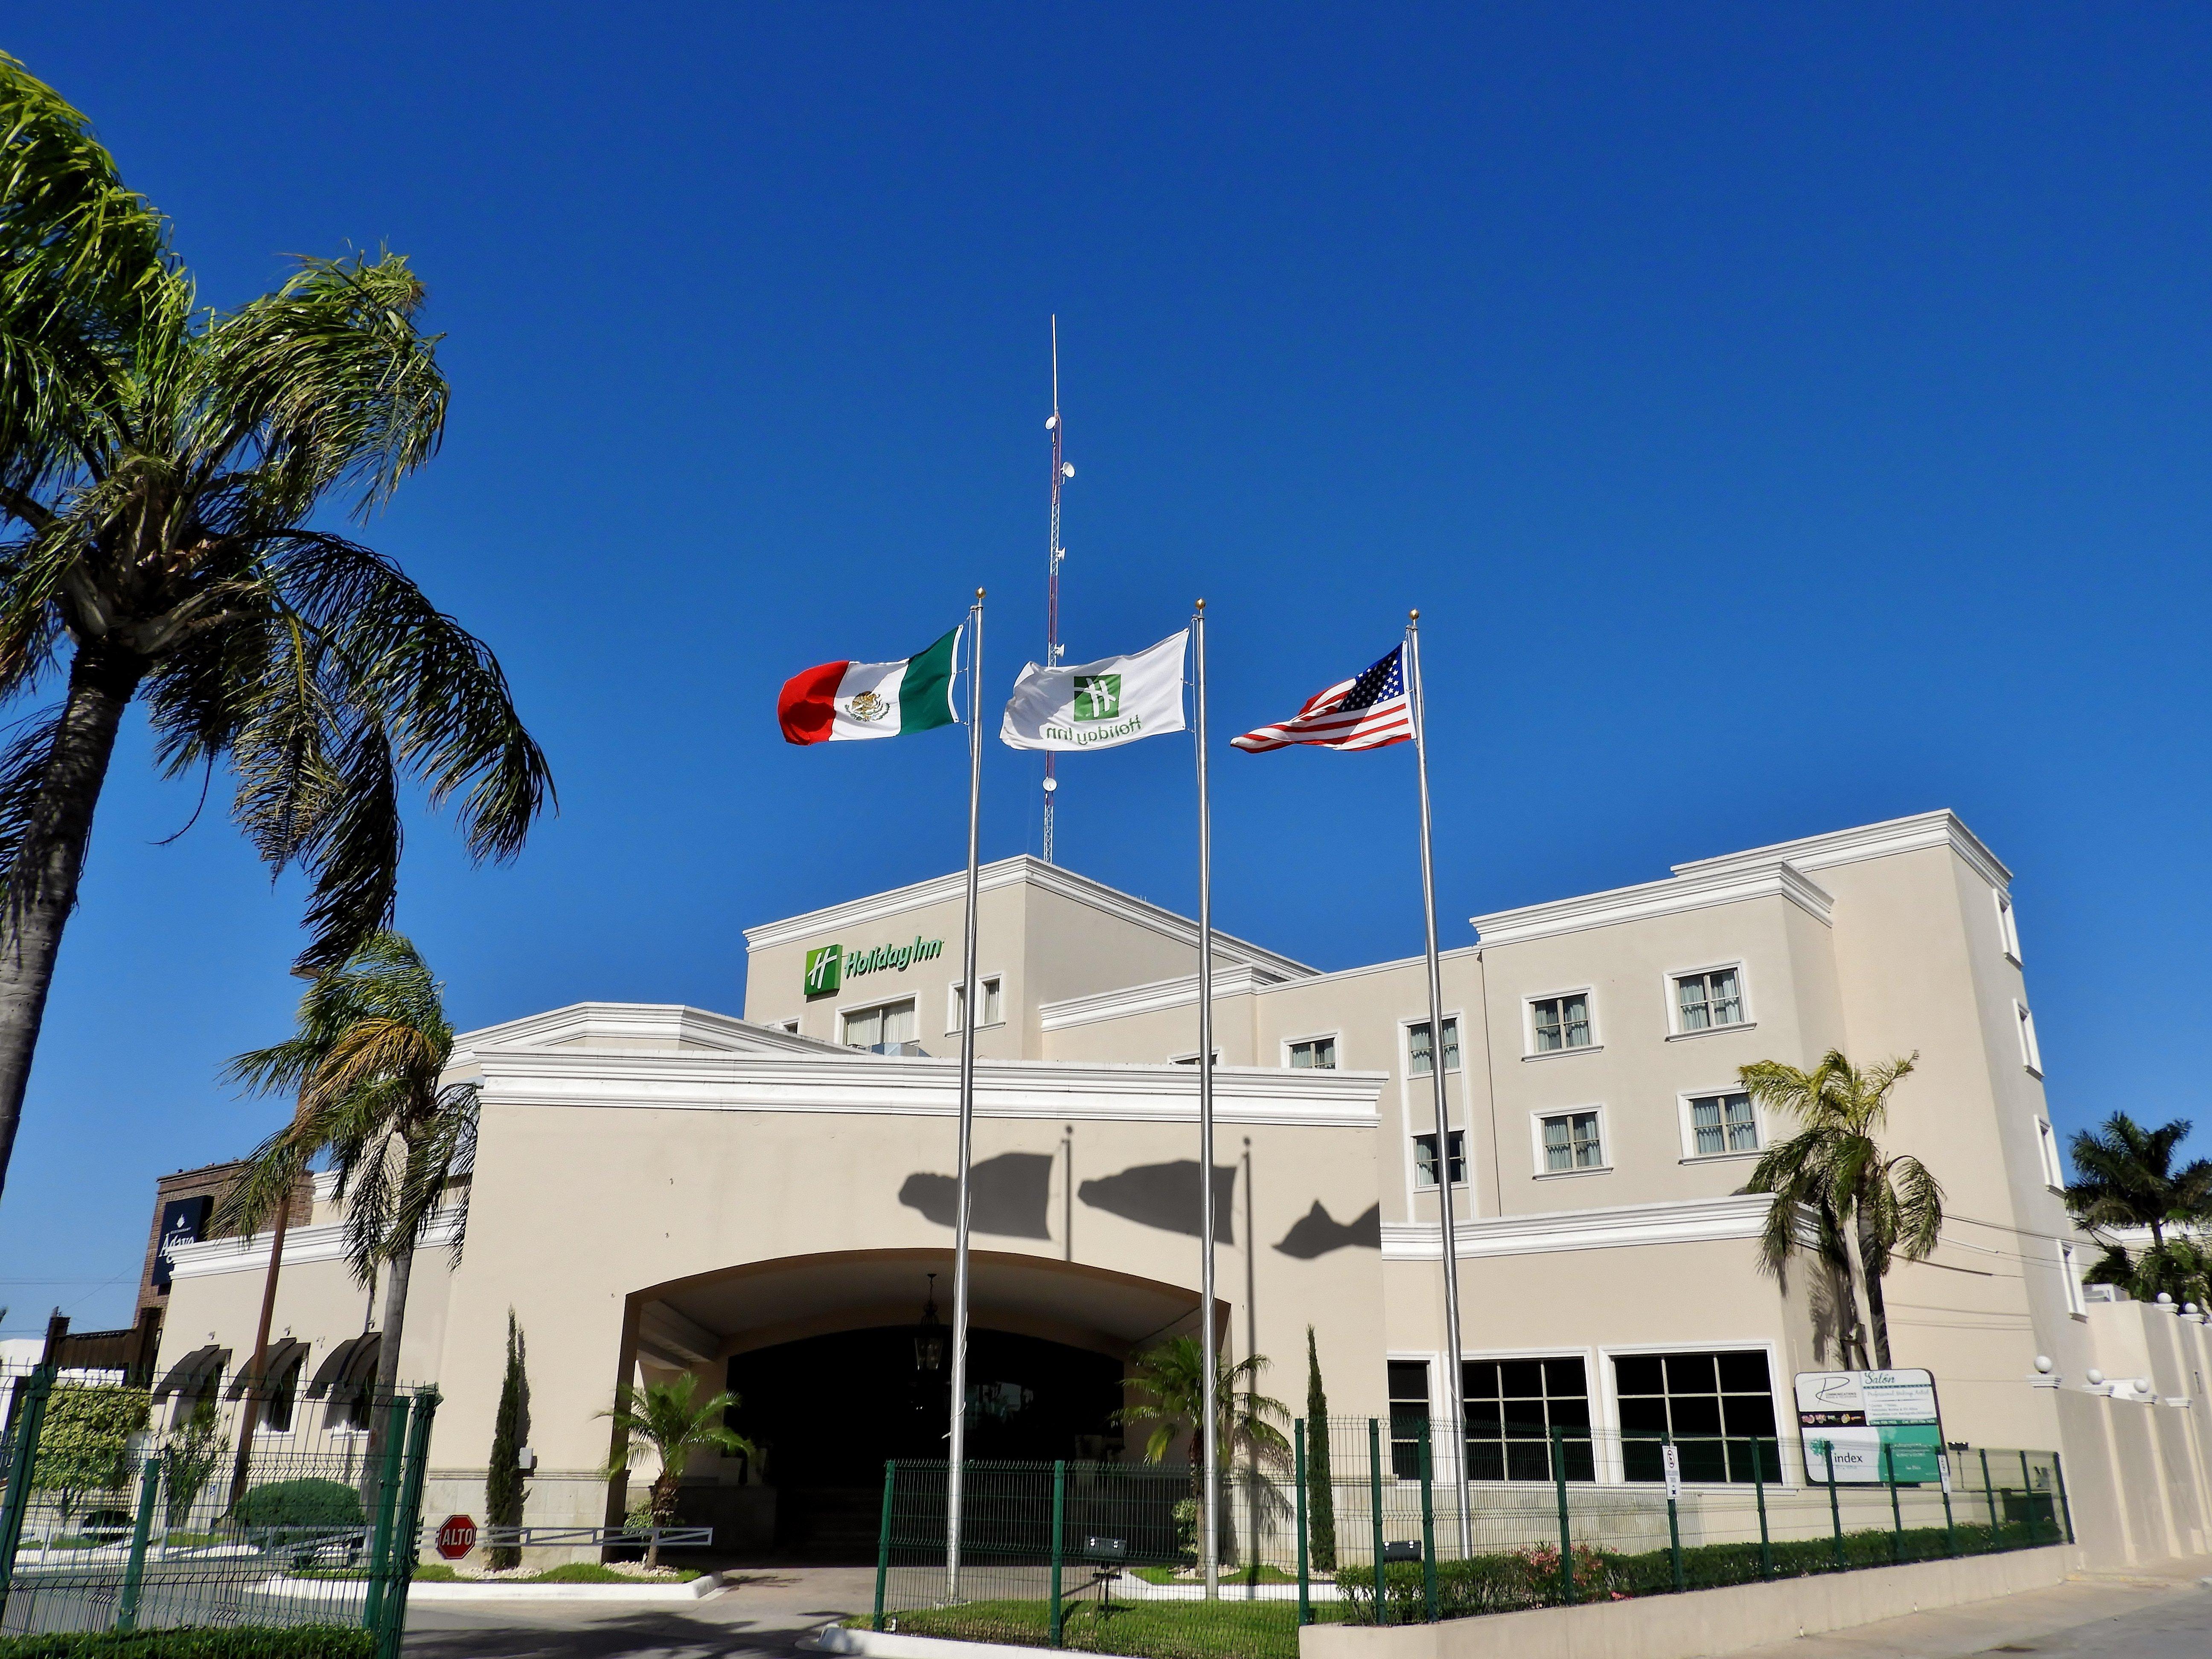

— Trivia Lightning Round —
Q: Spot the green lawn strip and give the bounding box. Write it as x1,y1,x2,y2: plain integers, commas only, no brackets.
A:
1130,1564,1299,1586
0,1629,372,1659
862,1598,1332,1659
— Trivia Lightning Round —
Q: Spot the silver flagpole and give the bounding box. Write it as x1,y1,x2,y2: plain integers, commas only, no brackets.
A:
947,588,985,1601
1193,600,1220,1601
1406,610,1473,1557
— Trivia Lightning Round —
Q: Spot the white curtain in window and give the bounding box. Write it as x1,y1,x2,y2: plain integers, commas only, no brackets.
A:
1678,978,1710,1030
1544,1117,1572,1170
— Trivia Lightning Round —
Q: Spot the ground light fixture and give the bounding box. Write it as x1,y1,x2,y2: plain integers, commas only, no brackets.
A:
914,1273,946,1375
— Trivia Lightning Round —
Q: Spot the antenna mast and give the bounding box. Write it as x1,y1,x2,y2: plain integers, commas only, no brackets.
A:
1043,317,1071,863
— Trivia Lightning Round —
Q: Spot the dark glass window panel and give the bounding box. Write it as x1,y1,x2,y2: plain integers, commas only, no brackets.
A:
1621,1437,1665,1482
1561,1438,1597,1483
1547,1394,1591,1429
1544,1357,1587,1394
1463,1397,1502,1435
1500,1360,1545,1397
1717,1351,1772,1392
1618,1396,1670,1434
1502,1412,1550,1441
1677,1439,1729,1483
1506,1440,1551,1481
1670,1395,1724,1437
1466,1440,1505,1481
1391,1438,1423,1479
1612,1356,1664,1395
1723,1394,1777,1437
1388,1361,1430,1403
1664,1353,1717,1394
1726,1439,1783,1483
1462,1361,1499,1397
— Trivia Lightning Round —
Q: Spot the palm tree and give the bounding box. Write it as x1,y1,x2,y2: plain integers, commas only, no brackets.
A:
601,1373,753,1570
2065,1114,2212,1304
1739,1050,1944,1370
1115,1335,1291,1567
0,57,550,1203
217,932,478,1487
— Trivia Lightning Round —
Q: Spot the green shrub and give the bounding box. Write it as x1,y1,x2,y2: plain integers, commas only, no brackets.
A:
0,1627,372,1659
233,1479,366,1534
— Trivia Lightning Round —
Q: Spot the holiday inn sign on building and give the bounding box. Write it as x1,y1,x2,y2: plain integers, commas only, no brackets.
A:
804,935,946,997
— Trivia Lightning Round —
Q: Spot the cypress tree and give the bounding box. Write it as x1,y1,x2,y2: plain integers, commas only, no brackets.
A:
486,1310,530,1570
1304,1326,1336,1571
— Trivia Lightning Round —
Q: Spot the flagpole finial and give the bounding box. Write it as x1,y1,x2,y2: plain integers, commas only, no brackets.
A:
1195,597,1205,612
976,587,986,600
1409,608,1420,622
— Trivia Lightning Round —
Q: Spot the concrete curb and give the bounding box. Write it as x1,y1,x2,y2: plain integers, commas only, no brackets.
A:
802,1624,1039,1659
259,1571,724,1603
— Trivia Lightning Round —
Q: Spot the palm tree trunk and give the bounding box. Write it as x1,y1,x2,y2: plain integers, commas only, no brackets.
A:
225,1196,295,1510
1857,1209,1892,1371
0,646,142,1202
360,1242,415,1511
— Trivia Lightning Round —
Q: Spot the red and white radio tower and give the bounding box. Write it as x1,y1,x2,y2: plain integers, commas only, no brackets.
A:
1042,318,1073,864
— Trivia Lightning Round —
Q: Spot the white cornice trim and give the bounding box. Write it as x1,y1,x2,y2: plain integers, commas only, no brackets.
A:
739,856,1316,979
1670,810,2011,891
449,1004,851,1073
167,1209,464,1281
1383,1194,1773,1260
473,1046,1385,1129
1471,860,1833,947
1039,965,1291,1030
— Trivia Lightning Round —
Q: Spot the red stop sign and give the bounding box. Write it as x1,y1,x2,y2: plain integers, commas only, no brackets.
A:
435,1514,477,1560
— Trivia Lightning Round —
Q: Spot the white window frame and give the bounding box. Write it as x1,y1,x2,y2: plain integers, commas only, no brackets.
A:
2014,1000,2043,1077
1593,1338,1790,1488
945,972,1006,1035
840,994,919,1051
1677,1087,1765,1162
1530,1105,1610,1178
1283,1030,1342,1071
1400,1012,1464,1077
1522,987,1600,1060
1995,890,2022,964
1664,960,1755,1039
2060,1240,2086,1316
1454,1345,1602,1486
1410,1126,1470,1191
2035,1118,2064,1190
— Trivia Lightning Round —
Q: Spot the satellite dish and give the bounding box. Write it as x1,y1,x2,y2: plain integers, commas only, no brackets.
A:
1042,777,1057,793
1061,463,1076,479
1045,414,1058,430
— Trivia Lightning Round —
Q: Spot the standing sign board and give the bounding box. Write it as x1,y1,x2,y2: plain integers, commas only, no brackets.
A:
1794,1369,1944,1483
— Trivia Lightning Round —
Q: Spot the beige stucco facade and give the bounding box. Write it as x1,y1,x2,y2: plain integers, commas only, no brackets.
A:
154,810,2212,1565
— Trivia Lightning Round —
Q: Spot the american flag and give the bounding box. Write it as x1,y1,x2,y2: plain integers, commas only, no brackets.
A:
1233,645,1412,752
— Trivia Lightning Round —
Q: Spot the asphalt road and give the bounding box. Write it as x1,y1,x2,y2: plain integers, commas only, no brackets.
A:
396,1564,2212,1659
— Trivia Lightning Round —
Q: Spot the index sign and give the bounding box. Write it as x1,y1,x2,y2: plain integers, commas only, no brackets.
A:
1795,1369,1944,1484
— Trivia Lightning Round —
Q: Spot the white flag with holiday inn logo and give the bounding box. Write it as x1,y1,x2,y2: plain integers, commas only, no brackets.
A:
999,632,1188,751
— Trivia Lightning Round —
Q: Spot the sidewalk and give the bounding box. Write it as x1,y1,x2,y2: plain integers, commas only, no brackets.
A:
1717,1559,2210,1659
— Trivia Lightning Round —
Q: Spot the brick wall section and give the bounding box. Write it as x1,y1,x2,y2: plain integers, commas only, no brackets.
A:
137,1159,314,1317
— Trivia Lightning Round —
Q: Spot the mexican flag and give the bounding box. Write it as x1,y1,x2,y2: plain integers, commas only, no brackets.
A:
778,626,962,745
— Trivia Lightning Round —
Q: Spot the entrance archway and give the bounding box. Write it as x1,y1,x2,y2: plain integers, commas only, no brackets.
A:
624,1249,1211,1559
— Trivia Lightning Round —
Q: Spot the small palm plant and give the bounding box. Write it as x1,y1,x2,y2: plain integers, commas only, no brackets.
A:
1115,1335,1291,1570
2066,1113,2212,1304
1738,1050,1944,1371
601,1374,754,1570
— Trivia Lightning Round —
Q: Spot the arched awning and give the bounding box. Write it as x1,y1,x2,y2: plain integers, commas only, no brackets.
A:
225,1338,311,1399
304,1333,381,1402
152,1344,230,1403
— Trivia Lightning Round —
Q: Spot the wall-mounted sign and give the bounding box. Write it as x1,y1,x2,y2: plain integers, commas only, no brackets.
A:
804,935,945,998
152,1194,213,1291
1795,1369,1944,1484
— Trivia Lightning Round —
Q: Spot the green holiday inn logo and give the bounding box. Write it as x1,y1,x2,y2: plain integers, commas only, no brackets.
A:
803,934,945,997
1072,673,1122,721
803,944,842,998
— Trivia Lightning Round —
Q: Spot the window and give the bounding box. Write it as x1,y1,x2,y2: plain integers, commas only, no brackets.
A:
844,998,917,1053
1674,968,1744,1032
1289,1037,1337,1070
1996,891,2021,962
1388,1360,1431,1478
1688,1092,1759,1157
2015,1001,2043,1076
1539,1111,1604,1173
1530,994,1592,1053
779,1019,800,1035
1612,1351,1779,1484
1408,1019,1460,1075
2036,1119,2064,1189
1462,1358,1593,1482
949,976,1003,1031
1171,1051,1221,1066
1412,1130,1467,1189
2060,1241,2086,1316
263,1353,302,1434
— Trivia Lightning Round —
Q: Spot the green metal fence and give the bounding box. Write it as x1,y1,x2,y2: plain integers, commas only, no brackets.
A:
867,1420,2071,1658
0,1361,438,1658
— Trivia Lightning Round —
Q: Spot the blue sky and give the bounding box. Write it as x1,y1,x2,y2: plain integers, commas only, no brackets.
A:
4,6,2209,1334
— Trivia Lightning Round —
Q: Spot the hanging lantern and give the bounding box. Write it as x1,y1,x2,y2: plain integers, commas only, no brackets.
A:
913,1273,946,1374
